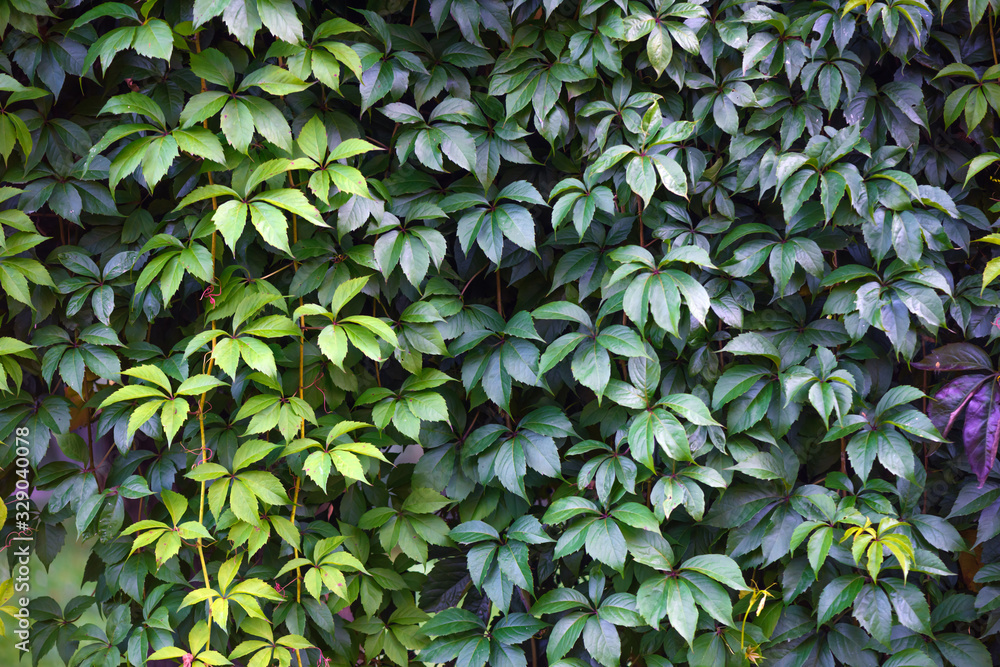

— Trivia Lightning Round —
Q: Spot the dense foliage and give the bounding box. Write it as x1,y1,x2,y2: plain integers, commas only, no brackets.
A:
2,0,1000,665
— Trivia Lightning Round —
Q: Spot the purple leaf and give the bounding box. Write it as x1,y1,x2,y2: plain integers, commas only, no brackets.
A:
962,381,1000,487
913,343,994,372
929,374,990,437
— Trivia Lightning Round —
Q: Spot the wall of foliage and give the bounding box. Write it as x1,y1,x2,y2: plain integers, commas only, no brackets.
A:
2,0,1000,664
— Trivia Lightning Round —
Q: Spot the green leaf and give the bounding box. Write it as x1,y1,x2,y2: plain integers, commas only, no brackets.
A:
626,155,657,204
160,398,189,444
248,202,291,254
582,617,620,667
70,2,138,30
721,333,781,367
132,20,173,63
807,526,833,574
240,65,310,96
647,24,673,76
213,200,249,251
964,153,1000,188
402,488,451,514
173,128,227,164
220,99,255,153
546,613,587,663
817,575,864,627
585,518,627,572
122,364,172,392
665,577,698,645
257,0,304,43
659,394,720,426
229,479,259,524
571,339,611,397
100,93,165,128
883,649,936,667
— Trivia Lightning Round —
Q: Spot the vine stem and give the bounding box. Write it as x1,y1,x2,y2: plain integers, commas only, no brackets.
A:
460,265,486,298
516,589,538,666
990,10,998,66
193,31,216,631
260,263,293,281
495,266,504,319
95,441,118,471
637,198,644,246
196,407,214,623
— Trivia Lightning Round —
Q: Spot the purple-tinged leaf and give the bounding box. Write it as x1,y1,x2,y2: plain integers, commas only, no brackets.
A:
962,381,1000,487
929,374,990,437
913,343,994,372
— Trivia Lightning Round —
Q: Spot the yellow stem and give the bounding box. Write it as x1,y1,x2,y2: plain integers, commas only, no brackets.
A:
195,330,217,626
194,32,218,625
261,262,294,281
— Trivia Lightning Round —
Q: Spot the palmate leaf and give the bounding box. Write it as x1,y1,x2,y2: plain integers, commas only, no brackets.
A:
549,177,615,239
80,19,174,74
608,245,713,334
458,203,537,264
636,553,747,645
628,407,692,469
